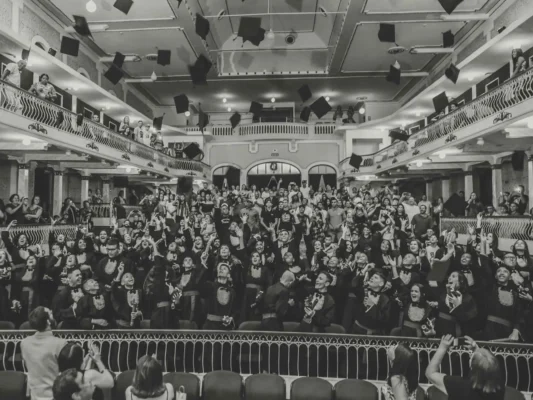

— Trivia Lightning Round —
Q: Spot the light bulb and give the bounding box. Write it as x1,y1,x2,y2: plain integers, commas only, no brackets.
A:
477,137,484,146
65,150,71,155
185,111,191,117
468,76,474,82
271,97,276,103
151,71,157,81
359,107,366,114
86,0,97,13
227,107,232,112
126,167,131,173
415,111,421,117
22,138,31,146
325,96,330,101
439,153,446,159
222,98,227,103
416,161,422,167
266,29,275,40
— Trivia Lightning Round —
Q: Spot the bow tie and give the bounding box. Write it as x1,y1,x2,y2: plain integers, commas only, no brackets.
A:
461,268,472,274
127,289,136,294
411,301,420,307
219,286,229,292
72,288,82,294
182,271,192,276
279,243,289,249
93,295,103,300
251,264,261,269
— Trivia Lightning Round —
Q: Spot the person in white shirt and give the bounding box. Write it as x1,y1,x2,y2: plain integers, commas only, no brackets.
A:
1,59,27,112
402,195,420,222
418,194,433,215
300,181,310,199
133,120,144,142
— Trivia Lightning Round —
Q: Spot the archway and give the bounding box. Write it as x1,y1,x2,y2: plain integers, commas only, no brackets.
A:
308,164,337,190
213,165,241,189
247,161,301,189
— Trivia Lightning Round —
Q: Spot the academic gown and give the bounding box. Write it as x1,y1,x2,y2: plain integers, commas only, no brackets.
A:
482,284,522,340
260,281,290,331
77,293,115,330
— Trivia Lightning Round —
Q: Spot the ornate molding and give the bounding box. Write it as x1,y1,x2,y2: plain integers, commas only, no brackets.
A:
80,176,91,181
53,170,64,176
17,164,29,170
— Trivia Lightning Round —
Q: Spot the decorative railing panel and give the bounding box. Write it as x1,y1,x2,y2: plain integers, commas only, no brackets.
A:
315,124,337,135
441,217,533,253
0,330,531,393
0,81,208,175
339,67,533,173
212,125,234,136
239,123,309,136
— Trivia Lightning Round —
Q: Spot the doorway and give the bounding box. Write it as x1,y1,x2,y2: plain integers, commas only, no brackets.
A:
247,162,301,189
33,167,52,217
213,166,241,189
308,165,337,190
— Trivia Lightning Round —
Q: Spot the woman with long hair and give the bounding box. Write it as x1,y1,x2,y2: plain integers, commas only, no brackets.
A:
382,343,420,400
24,196,43,224
60,198,78,224
391,283,434,338
426,335,505,399
126,355,174,400
511,48,527,79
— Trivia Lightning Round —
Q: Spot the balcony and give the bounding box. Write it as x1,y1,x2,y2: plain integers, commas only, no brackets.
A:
182,122,338,141
0,80,210,178
340,68,533,177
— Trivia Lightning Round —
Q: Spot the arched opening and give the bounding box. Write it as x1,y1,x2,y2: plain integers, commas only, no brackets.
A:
308,164,337,190
213,165,241,189
247,161,301,189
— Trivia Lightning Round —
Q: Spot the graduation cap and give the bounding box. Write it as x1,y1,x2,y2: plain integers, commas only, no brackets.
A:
349,154,363,169
310,96,332,119
297,84,312,103
104,64,124,85
173,94,189,114
438,0,463,14
73,15,92,37
198,109,209,133
389,128,409,142
195,13,210,41
443,30,454,48
432,91,449,113
444,192,466,216
230,112,241,129
153,115,164,131
157,50,171,66
378,23,395,43
114,0,134,15
300,106,311,122
48,48,57,56
249,101,263,117
445,63,460,84
60,36,80,57
188,55,212,85
238,17,265,46
177,0,183,7
112,52,126,68
386,63,401,85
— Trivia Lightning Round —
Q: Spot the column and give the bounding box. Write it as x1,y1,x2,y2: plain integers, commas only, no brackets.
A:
464,171,474,197
239,170,247,188
441,176,451,202
81,175,90,202
301,169,309,186
17,163,30,199
528,156,533,207
491,164,502,207
53,170,64,216
102,179,110,203
425,179,433,199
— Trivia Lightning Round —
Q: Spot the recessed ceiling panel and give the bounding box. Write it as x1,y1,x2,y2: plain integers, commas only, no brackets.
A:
92,29,197,77
218,49,329,75
342,22,465,72
363,0,487,14
49,0,174,21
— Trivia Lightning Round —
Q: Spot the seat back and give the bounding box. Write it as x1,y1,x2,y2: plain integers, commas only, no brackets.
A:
0,321,16,330
163,372,201,400
245,374,286,400
19,321,32,330
291,377,333,400
504,387,525,400
325,324,346,334
179,320,198,330
0,371,26,400
204,371,242,400
238,321,262,331
282,322,300,332
335,379,378,400
113,370,135,400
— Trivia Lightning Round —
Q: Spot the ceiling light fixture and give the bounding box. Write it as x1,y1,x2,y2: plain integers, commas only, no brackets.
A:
86,0,97,13
151,71,157,81
325,96,330,101
217,9,226,20
126,167,132,173
476,137,484,146
439,153,446,159
222,98,227,103
416,161,423,167
227,107,232,112
185,111,191,117
355,101,366,115
319,6,328,17
271,97,276,103
266,29,275,40
22,138,31,146
65,150,72,155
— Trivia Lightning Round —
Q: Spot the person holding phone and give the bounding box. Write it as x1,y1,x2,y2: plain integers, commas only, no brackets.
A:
426,335,505,400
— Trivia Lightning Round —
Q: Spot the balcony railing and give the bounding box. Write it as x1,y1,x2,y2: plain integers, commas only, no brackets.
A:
0,330,531,393
441,216,533,252
183,122,338,137
340,67,533,174
0,224,80,256
0,80,209,175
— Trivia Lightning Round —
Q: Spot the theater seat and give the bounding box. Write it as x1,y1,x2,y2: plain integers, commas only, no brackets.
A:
245,374,285,400
335,379,377,400
0,371,27,400
163,373,200,400
325,324,345,334
283,322,300,332
203,371,242,400
291,377,332,400
0,321,16,330
19,321,32,330
238,321,262,331
113,370,135,400
427,385,524,400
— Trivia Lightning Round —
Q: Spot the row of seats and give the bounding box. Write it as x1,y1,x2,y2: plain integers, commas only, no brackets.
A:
4,320,346,333
0,370,525,400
